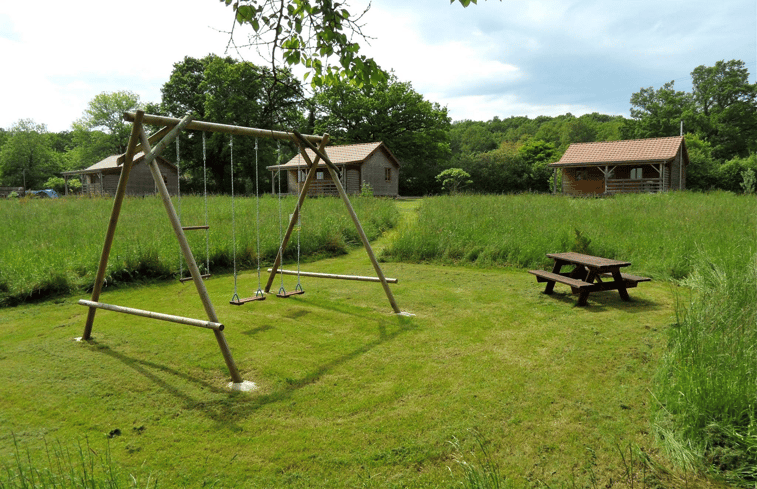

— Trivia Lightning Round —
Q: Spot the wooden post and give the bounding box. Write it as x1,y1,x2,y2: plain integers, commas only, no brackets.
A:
79,300,224,331
269,269,398,284
325,164,402,314
553,168,557,194
81,111,144,340
264,135,330,293
123,112,323,144
136,115,244,384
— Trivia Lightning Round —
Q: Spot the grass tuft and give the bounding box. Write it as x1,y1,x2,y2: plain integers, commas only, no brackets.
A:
1,434,158,488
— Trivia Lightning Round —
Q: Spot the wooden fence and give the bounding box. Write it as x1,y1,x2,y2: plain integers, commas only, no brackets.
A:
605,178,663,194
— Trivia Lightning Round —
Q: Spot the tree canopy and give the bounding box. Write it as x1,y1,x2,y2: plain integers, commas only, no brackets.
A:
313,71,451,195
0,119,60,189
161,55,306,193
73,90,142,156
624,59,757,161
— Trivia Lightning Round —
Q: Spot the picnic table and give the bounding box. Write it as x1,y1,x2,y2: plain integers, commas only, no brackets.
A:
528,252,650,306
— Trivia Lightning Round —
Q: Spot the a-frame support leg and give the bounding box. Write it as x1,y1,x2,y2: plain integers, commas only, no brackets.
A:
289,132,407,316
134,114,245,385
80,111,144,340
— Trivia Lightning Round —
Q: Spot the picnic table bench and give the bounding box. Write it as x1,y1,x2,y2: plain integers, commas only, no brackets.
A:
529,252,650,306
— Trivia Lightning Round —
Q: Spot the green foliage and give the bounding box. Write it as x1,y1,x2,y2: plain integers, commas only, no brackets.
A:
313,72,451,196
684,133,718,190
42,177,67,195
716,154,757,192
436,168,472,194
0,119,60,189
740,168,756,194
460,143,534,193
449,432,513,489
72,91,142,156
359,181,373,197
571,228,592,255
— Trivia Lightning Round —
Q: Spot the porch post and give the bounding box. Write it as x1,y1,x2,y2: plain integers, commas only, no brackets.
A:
553,168,557,194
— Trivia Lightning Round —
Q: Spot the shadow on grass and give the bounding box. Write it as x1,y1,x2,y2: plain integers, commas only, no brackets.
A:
537,290,662,312
215,316,418,422
81,310,417,427
82,340,223,404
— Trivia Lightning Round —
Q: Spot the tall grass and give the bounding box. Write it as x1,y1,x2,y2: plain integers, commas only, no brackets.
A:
1,434,157,488
653,253,757,486
0,194,398,307
382,192,756,280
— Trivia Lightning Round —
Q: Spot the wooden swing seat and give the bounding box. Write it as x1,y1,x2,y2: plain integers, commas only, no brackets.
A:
276,289,305,298
230,295,266,306
179,274,212,283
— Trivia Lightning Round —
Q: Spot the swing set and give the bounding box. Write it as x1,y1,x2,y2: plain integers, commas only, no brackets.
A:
77,110,410,390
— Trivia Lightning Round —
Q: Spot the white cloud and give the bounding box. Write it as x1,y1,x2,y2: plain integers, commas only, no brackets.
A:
0,0,754,130
0,0,236,131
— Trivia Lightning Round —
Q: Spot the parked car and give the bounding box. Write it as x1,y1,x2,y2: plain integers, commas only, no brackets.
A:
30,189,59,198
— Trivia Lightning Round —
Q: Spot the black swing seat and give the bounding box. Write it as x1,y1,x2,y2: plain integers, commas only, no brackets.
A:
230,295,266,306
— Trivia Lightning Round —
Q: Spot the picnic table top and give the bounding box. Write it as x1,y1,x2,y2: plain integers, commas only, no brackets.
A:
546,252,632,270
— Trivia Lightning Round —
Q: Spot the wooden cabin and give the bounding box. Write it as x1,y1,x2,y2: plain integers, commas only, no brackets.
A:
267,142,400,197
550,136,689,195
62,152,178,197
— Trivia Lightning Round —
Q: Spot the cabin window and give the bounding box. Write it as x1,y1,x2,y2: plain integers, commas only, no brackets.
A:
385,167,392,182
317,170,324,180
630,167,643,179
576,169,588,181
298,170,306,182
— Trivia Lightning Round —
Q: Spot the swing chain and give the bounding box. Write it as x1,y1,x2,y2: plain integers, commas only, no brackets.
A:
276,140,286,294
203,132,209,275
176,136,183,280
254,138,264,296
230,135,239,301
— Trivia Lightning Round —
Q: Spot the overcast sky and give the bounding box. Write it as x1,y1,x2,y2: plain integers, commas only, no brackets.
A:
1,0,755,132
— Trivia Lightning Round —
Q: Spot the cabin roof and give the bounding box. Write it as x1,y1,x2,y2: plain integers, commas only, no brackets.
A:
267,142,400,170
61,153,175,175
550,136,688,167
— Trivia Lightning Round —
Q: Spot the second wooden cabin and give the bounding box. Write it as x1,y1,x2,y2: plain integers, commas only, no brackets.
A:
267,142,401,197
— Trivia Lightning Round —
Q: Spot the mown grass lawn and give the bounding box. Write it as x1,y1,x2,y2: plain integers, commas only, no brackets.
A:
1,239,696,488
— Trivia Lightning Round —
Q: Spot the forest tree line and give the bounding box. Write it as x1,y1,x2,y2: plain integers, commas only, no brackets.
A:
1,58,755,196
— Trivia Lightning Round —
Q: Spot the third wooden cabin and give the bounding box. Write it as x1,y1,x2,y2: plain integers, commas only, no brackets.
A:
550,136,689,195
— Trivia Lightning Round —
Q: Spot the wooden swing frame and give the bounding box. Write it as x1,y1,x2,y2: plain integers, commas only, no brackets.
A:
79,110,405,387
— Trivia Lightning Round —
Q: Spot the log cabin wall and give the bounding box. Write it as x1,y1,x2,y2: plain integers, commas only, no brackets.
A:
561,167,605,195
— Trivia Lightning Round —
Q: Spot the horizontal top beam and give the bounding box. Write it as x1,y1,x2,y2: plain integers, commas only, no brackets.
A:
123,112,324,143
